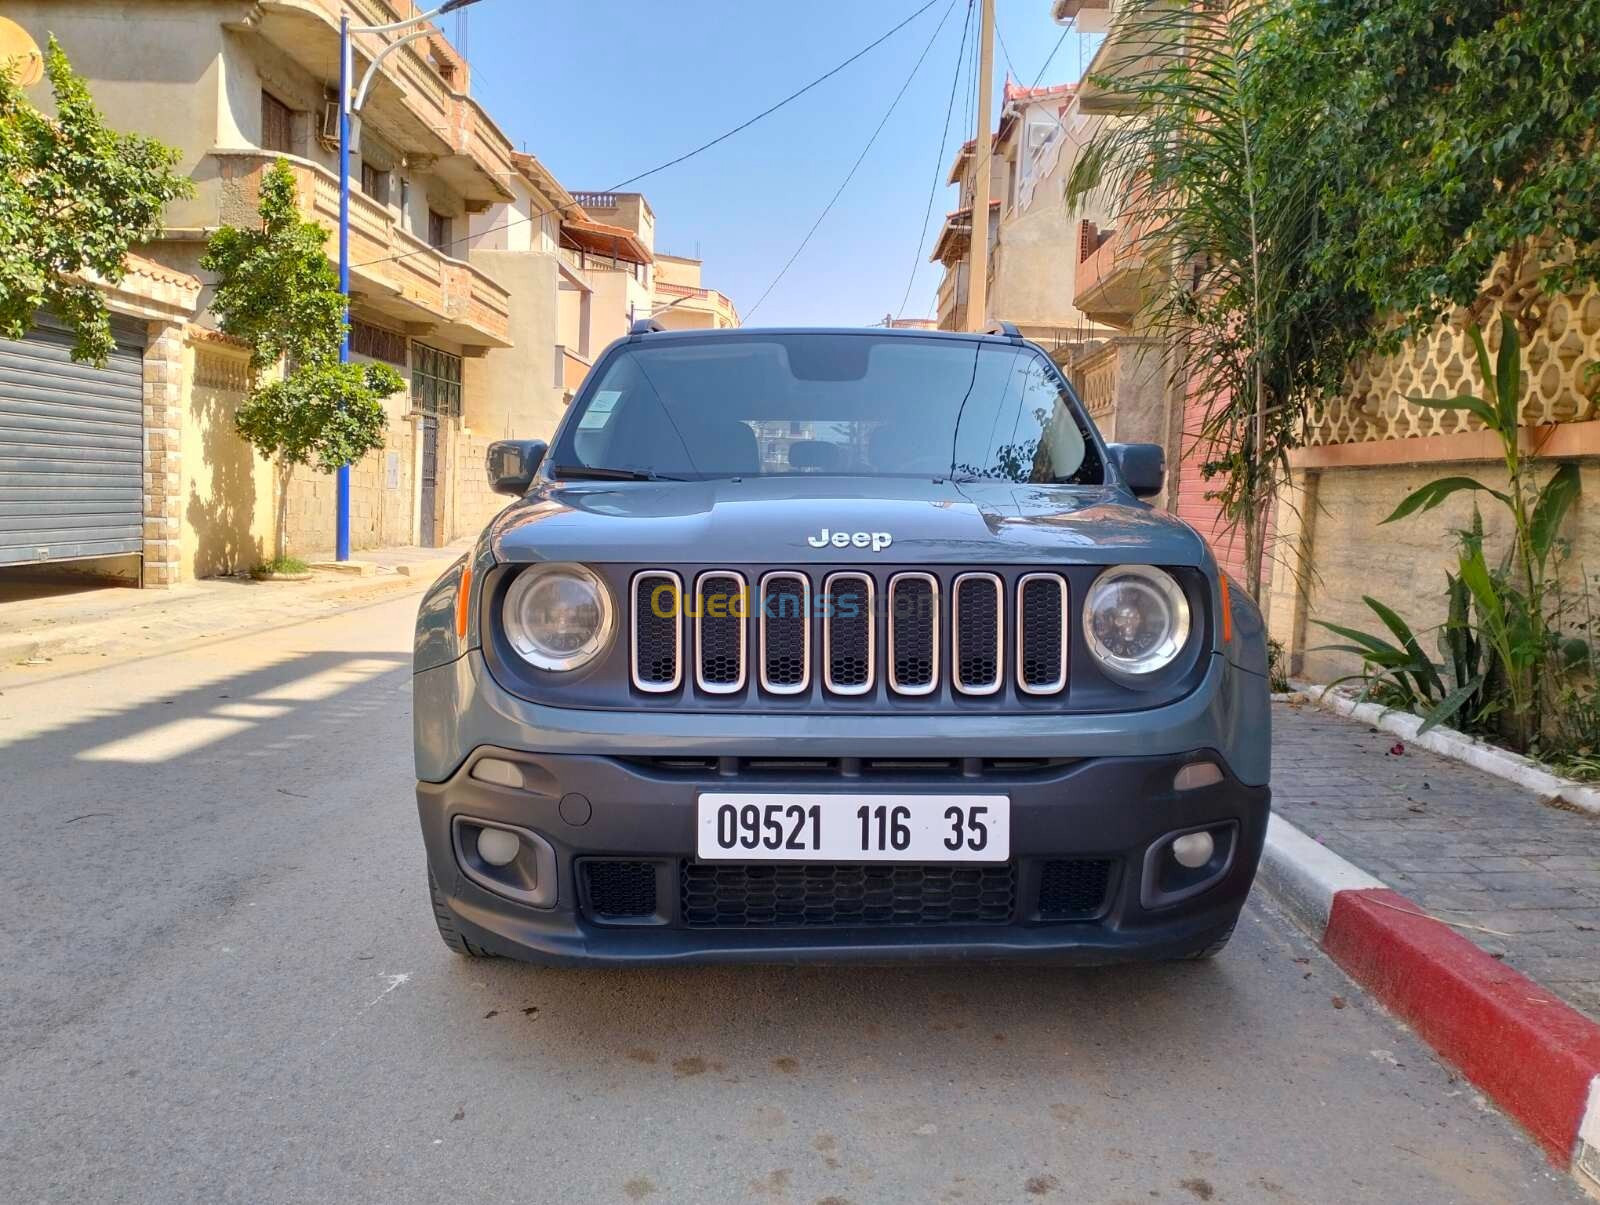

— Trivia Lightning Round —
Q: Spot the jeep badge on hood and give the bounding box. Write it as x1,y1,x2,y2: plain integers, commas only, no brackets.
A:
807,528,893,552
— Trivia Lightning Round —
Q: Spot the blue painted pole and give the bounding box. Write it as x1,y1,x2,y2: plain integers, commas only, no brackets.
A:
335,14,353,562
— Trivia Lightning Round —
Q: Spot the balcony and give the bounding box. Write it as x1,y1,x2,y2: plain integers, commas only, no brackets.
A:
1075,3,1167,114
653,282,740,329
1069,340,1119,432
215,151,511,348
936,265,968,331
239,0,513,205
1073,219,1152,328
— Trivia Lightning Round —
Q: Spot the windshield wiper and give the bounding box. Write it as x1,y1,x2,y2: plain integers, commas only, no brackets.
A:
550,464,685,482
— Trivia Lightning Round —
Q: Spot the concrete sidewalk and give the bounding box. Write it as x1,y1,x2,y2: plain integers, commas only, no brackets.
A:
1263,697,1600,1189
0,542,467,676
1273,697,1600,1021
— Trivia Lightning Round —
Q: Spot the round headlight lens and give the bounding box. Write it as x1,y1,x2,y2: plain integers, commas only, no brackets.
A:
502,564,613,671
1083,565,1191,675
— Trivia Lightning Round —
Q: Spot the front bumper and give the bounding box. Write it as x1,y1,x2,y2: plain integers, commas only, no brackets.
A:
418,747,1270,965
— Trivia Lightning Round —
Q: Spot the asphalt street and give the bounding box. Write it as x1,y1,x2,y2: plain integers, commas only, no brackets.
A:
0,593,1582,1204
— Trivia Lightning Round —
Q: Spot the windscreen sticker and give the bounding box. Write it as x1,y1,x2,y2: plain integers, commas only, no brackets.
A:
578,390,622,430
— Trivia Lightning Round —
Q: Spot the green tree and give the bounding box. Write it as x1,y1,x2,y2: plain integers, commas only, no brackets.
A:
0,37,192,363
1066,0,1364,602
1298,0,1600,345
201,160,402,560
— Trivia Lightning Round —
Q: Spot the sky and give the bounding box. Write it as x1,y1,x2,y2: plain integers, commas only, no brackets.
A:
454,0,1102,327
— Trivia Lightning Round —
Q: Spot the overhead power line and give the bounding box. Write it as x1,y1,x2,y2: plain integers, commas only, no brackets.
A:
896,0,975,319
354,0,945,270
743,0,961,322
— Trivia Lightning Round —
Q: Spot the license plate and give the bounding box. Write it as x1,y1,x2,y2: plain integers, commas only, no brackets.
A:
696,793,1010,862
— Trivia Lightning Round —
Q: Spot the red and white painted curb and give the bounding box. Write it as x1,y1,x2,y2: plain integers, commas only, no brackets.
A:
1259,815,1600,1191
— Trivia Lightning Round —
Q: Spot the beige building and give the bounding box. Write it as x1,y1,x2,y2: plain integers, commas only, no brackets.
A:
653,254,741,330
0,0,599,583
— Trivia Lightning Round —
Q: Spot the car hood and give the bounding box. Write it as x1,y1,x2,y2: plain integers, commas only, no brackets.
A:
488,477,1211,568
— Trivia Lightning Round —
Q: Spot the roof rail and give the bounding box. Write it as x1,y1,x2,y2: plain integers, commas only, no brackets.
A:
984,320,1022,341
628,318,665,337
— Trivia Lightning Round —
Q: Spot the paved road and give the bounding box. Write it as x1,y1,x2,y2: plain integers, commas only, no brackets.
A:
0,596,1581,1204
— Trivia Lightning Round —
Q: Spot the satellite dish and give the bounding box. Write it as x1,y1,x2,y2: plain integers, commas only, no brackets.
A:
0,18,43,88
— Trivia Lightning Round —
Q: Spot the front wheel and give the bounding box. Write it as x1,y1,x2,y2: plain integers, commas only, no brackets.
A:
428,866,494,958
1180,921,1235,961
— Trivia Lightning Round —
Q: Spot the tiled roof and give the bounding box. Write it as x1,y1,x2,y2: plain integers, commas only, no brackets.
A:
1005,80,1077,103
560,218,652,265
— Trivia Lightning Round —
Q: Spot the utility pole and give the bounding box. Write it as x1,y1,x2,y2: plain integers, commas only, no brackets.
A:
965,0,995,332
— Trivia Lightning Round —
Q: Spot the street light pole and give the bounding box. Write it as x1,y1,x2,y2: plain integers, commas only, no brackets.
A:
336,13,352,562
335,0,483,561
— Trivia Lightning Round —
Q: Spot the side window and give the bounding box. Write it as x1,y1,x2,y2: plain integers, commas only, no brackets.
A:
261,91,294,155
359,162,389,205
428,209,451,252
412,344,462,418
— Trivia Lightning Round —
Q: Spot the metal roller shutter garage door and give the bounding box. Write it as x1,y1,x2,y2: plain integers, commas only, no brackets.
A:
0,314,146,567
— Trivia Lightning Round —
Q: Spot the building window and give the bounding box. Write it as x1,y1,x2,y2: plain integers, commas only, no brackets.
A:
350,320,408,366
261,91,294,155
412,344,462,418
427,209,451,252
359,162,388,205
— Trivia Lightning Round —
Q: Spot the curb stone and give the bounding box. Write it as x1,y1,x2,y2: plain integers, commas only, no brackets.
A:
1291,681,1600,817
1260,813,1600,1193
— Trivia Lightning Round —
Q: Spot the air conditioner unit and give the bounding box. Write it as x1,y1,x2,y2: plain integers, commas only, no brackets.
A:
317,100,341,150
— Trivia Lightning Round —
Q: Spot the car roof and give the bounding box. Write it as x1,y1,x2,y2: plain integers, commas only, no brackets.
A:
628,325,1024,345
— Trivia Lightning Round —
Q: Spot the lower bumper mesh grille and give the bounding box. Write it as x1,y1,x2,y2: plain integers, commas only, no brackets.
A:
680,861,1016,928
1037,858,1113,920
583,860,658,919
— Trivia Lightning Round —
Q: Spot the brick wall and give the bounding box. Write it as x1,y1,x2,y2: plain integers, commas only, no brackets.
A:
1275,459,1600,684
280,388,417,558
449,426,508,542
140,322,187,586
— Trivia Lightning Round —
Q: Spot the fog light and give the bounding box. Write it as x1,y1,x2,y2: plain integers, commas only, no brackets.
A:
1174,762,1223,791
476,826,522,867
1171,831,1215,869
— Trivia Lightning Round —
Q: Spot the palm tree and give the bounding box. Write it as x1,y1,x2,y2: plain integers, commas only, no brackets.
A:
1065,0,1349,601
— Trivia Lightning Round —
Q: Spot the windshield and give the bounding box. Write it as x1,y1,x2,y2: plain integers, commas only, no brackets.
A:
548,334,1103,485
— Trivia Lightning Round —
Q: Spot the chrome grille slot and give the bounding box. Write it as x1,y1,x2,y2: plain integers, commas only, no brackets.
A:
694,570,747,693
823,572,875,695
1017,573,1068,694
888,572,939,695
631,570,682,692
759,572,810,694
953,572,1003,695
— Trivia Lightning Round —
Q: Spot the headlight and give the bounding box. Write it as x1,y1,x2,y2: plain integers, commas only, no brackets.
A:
502,563,614,671
1083,565,1191,675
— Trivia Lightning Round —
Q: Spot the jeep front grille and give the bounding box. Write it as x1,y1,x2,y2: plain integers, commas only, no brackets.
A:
759,572,810,694
953,573,1004,695
632,568,1072,701
631,571,682,692
823,572,874,694
1017,573,1069,694
888,573,939,694
694,570,746,693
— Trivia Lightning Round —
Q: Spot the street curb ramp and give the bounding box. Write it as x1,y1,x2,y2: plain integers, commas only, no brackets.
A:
1259,815,1600,1195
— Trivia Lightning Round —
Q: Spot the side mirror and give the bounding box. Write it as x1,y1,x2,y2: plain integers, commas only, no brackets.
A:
486,439,547,496
1110,443,1165,498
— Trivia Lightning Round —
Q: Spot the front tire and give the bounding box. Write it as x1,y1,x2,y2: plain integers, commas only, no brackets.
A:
1181,921,1235,961
429,866,494,958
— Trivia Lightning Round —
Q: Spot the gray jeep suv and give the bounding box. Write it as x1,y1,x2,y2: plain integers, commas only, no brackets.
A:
413,323,1270,965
